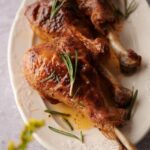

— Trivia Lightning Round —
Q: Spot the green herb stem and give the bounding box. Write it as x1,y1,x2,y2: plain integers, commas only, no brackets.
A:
127,89,138,120
113,0,138,20
60,50,78,97
48,126,84,143
40,71,56,83
45,109,70,117
63,118,74,131
124,0,138,19
50,0,66,20
80,131,84,143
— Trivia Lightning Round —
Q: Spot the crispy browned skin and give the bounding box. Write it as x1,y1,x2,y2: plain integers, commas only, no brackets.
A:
25,0,93,39
25,0,133,108
23,36,127,128
75,0,115,34
75,0,142,74
25,0,109,56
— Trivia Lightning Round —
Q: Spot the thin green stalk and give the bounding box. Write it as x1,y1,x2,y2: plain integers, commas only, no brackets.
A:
45,109,70,117
48,126,84,143
113,0,138,20
40,71,56,83
50,0,66,20
124,0,138,19
60,50,78,97
63,118,74,131
80,131,84,143
127,89,138,120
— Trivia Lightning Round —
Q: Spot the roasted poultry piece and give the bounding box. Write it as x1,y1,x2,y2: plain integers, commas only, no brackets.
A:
23,1,141,148
75,0,142,74
25,0,133,108
75,0,115,34
25,0,109,56
23,36,127,131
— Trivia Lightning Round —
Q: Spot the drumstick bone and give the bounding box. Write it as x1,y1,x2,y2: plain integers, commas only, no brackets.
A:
108,31,141,74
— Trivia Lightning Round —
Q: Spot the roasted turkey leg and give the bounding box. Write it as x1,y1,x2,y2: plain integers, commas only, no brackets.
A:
25,0,132,106
75,0,142,74
75,0,115,34
24,0,108,56
23,37,127,129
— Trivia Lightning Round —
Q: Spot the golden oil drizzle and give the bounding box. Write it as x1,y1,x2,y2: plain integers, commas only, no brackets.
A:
50,103,93,130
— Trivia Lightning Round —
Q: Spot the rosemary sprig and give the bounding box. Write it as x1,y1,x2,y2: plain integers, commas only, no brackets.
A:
50,0,66,20
48,126,84,143
127,89,138,120
40,70,60,83
41,71,55,83
63,118,74,131
124,0,138,19
45,109,70,117
8,119,45,150
113,0,138,20
80,131,84,143
60,50,78,97
72,86,81,100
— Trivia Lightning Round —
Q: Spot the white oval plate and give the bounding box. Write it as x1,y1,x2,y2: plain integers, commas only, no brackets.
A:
8,0,150,149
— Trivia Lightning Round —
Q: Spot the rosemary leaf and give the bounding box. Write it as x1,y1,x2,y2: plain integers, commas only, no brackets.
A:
74,50,78,79
40,71,55,83
113,0,138,20
50,0,66,20
45,109,70,117
56,75,60,83
60,50,78,97
80,131,84,143
72,86,81,100
48,126,82,142
124,0,128,12
41,71,60,83
63,118,74,131
127,89,138,120
124,0,138,19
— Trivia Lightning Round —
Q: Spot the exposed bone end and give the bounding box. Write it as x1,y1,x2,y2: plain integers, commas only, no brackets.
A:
108,32,142,74
114,128,138,150
120,49,142,74
114,87,132,108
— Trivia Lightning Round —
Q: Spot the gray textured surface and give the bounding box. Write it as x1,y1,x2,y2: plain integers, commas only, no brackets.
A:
0,0,149,150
